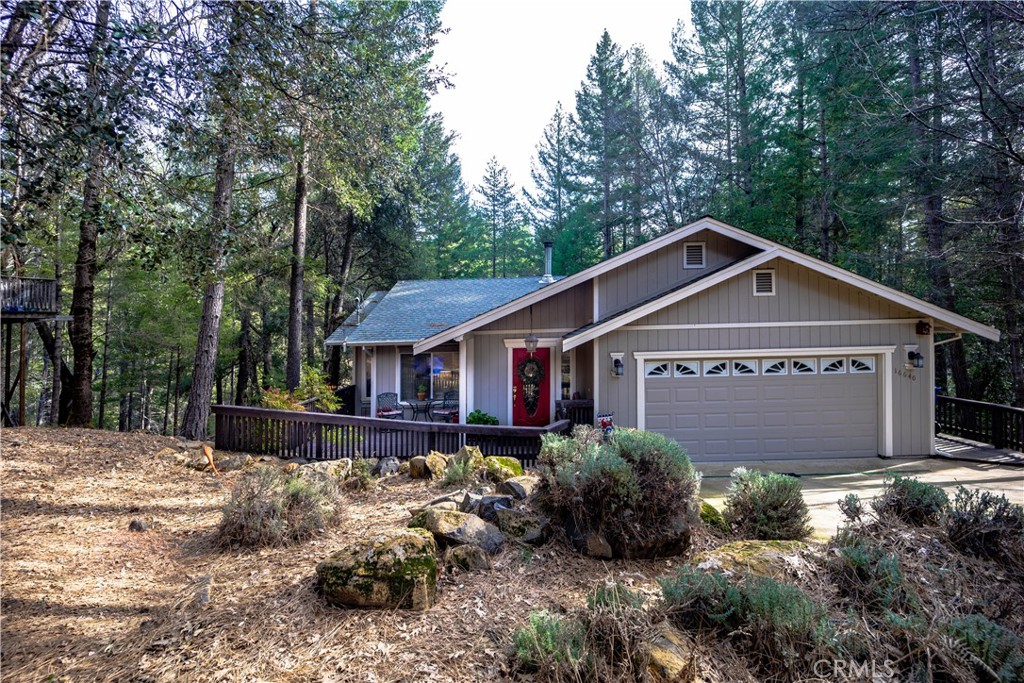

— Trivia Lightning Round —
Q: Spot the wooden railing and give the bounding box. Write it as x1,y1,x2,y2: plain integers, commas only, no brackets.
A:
936,395,1024,451
212,405,571,466
556,399,594,429
1,277,57,315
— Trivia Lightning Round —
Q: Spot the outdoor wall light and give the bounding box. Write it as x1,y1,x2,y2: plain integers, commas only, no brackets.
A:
610,353,625,377
904,344,924,370
524,332,539,356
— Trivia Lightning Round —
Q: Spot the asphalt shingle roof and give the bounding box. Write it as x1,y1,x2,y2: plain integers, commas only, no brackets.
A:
324,291,386,346
342,277,558,345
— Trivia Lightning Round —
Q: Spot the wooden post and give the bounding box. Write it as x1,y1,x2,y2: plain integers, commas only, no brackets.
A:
18,323,27,426
173,344,181,436
3,323,11,424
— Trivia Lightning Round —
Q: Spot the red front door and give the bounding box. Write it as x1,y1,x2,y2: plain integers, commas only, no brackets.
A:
512,347,551,426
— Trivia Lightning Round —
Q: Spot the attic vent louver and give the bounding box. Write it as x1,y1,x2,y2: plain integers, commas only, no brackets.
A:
683,242,706,269
753,269,776,296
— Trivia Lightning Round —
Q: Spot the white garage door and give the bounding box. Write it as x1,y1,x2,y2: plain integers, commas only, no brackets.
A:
643,356,879,462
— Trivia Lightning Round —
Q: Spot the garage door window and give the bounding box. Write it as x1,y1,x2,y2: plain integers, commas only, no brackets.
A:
792,358,817,374
821,358,846,374
645,361,670,377
732,359,758,376
674,361,699,377
703,360,729,376
763,359,787,375
849,356,876,373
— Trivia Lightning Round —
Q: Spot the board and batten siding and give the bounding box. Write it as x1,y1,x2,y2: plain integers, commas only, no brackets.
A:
597,258,934,457
596,229,758,319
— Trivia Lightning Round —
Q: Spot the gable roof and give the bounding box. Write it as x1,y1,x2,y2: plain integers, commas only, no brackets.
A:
340,277,559,346
324,291,386,346
412,216,998,353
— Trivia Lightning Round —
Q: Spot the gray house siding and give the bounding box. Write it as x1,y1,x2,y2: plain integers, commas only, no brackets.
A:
596,229,758,319
596,259,934,457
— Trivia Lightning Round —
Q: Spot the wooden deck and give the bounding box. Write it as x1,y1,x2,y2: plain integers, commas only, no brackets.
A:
935,435,1024,466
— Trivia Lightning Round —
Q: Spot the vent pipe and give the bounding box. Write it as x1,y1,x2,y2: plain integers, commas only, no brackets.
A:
539,241,555,284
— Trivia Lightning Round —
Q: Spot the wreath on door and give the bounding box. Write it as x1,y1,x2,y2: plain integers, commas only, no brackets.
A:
516,357,545,416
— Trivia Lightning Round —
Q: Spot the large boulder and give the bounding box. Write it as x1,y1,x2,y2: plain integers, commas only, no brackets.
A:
483,456,523,482
303,459,351,479
425,452,448,479
475,495,515,523
408,508,504,554
408,456,429,479
449,445,484,470
315,527,438,611
690,540,811,580
646,622,697,682
443,545,492,571
497,475,540,500
370,456,400,477
495,508,551,546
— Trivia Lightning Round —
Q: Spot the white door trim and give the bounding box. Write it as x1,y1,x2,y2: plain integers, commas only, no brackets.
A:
504,337,560,426
634,345,896,458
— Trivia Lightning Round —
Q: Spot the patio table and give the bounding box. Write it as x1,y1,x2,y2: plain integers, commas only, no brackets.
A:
407,399,437,421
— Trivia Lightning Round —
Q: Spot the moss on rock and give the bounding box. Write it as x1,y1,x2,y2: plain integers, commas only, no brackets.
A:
316,527,438,611
483,456,523,481
690,539,810,580
700,500,731,534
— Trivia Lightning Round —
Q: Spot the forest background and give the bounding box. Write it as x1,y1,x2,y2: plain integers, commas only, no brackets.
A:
2,0,1021,439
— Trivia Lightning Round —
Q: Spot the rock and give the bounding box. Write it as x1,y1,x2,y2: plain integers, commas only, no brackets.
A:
580,531,613,559
371,456,400,477
399,461,410,475
476,495,515,523
316,527,438,611
459,492,483,514
483,456,524,482
128,519,148,532
303,460,348,478
283,462,300,475
426,490,466,507
425,453,448,479
646,622,697,682
286,457,310,466
408,508,505,554
495,508,551,546
690,540,811,580
449,445,484,470
699,500,730,534
335,458,352,479
180,440,204,450
408,501,458,516
191,575,213,607
470,486,494,496
155,447,186,464
443,545,492,571
216,454,252,472
497,475,540,500
409,456,429,479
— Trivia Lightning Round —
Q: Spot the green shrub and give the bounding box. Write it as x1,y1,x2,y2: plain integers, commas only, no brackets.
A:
217,467,343,546
441,456,477,487
946,614,1024,683
944,486,1024,568
466,409,499,425
512,611,587,672
259,366,341,413
661,567,826,664
838,493,865,523
871,474,948,526
587,582,645,612
828,530,914,613
723,468,811,540
538,427,699,557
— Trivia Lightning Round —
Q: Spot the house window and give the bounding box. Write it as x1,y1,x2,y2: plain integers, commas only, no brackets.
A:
732,359,758,376
645,361,670,377
791,358,817,374
821,358,846,374
703,360,729,377
763,359,787,375
674,361,699,377
561,352,572,399
400,352,459,400
849,356,876,374
683,242,706,269
753,269,776,296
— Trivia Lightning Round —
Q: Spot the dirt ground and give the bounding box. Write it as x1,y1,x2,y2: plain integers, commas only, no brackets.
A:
1,427,697,683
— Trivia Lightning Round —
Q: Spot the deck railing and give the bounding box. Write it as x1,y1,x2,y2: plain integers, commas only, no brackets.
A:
1,277,57,315
936,395,1024,451
212,404,571,466
556,399,595,429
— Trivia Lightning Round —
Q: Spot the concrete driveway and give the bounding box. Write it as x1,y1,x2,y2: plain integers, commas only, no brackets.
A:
697,456,1024,539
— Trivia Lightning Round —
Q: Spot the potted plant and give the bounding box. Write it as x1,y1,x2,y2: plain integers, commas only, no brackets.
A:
416,384,428,400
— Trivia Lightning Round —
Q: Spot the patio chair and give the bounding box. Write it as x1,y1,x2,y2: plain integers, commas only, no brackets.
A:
431,390,459,423
375,392,403,420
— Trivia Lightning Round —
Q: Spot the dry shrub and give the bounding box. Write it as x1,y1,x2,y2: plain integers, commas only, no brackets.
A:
944,486,1024,570
871,474,948,526
538,426,699,555
723,468,811,541
827,529,915,614
511,583,652,682
217,467,343,547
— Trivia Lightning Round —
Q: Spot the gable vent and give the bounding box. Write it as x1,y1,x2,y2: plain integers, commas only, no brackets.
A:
683,242,706,269
753,269,776,296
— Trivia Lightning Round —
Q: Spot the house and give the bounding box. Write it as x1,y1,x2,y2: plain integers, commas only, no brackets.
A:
327,217,999,462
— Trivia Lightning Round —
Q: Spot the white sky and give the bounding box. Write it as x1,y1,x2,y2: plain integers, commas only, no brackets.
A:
429,0,691,199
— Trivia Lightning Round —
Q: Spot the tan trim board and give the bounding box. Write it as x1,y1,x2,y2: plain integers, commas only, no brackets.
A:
633,346,897,361
473,328,575,336
624,318,923,331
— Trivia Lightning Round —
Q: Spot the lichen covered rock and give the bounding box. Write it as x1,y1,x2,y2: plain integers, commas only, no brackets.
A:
408,508,504,554
646,622,697,682
316,527,438,611
495,508,551,546
443,544,492,571
690,539,811,580
425,452,448,479
483,456,524,482
449,445,484,470
699,500,730,534
408,456,429,479
497,475,540,500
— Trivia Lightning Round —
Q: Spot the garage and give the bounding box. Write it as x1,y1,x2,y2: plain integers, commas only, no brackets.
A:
642,355,879,462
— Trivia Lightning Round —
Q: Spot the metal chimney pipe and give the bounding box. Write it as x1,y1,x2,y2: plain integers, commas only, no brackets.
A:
539,241,555,284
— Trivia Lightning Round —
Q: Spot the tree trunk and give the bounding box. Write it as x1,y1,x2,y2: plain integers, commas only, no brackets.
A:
286,129,308,390
33,320,73,423
236,309,252,405
163,351,173,434
67,0,111,427
96,270,113,428
50,230,62,425
327,210,358,385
